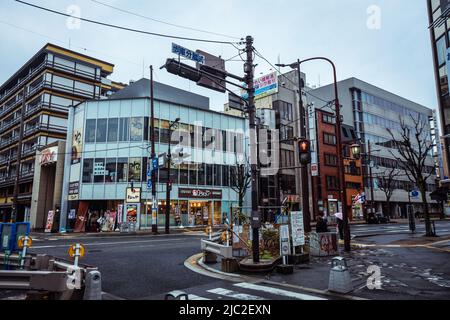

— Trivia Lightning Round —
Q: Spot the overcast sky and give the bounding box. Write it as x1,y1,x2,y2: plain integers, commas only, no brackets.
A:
0,0,438,119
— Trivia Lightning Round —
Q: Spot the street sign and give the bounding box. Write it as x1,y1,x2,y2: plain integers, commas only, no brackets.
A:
279,224,291,256
147,180,152,189
290,211,305,247
152,158,158,170
172,43,205,64
411,190,419,199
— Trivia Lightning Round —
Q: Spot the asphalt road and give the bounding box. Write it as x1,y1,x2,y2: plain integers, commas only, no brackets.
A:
28,233,212,299
350,220,450,237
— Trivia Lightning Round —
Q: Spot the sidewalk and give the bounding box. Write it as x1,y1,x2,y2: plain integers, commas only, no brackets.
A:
195,233,450,300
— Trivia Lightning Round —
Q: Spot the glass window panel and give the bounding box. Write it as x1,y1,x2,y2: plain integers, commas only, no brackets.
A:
85,119,96,143
130,117,144,142
96,119,107,143
128,157,142,182
82,159,93,183
198,163,205,185
119,118,130,142
105,158,117,183
189,163,198,185
93,158,105,183
436,36,447,66
107,118,118,142
117,158,128,182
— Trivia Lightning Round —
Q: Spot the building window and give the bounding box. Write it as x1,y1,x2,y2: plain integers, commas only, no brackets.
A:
85,119,96,143
274,101,293,121
94,158,105,183
205,164,213,185
436,35,447,66
82,159,93,183
189,163,198,185
322,113,336,124
346,182,361,190
107,118,119,142
119,118,130,142
105,158,117,183
214,164,222,186
117,158,128,183
326,176,340,190
324,154,338,166
222,165,229,187
160,120,171,144
96,119,107,143
128,158,141,182
180,163,189,185
198,163,205,185
130,117,144,142
324,133,337,145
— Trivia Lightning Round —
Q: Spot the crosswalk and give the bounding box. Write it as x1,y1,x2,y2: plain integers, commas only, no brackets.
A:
178,282,329,301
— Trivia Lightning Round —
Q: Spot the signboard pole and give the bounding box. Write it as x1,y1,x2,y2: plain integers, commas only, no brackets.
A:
150,66,158,234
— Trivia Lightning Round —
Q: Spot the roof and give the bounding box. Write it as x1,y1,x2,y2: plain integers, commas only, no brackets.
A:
109,78,210,110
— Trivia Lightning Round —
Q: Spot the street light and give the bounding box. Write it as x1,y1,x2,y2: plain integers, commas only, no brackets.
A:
276,57,351,251
165,118,180,234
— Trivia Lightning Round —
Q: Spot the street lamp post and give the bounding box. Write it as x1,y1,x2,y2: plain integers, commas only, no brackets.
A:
277,57,351,251
165,118,180,234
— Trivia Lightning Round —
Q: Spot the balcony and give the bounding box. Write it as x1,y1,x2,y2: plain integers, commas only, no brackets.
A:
20,169,35,179
23,122,67,138
0,96,23,118
0,136,19,148
24,101,68,119
0,154,18,166
0,59,102,105
21,146,37,158
0,116,21,133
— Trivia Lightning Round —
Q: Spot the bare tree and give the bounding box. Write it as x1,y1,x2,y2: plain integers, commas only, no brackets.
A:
375,167,401,219
230,158,252,224
387,116,435,236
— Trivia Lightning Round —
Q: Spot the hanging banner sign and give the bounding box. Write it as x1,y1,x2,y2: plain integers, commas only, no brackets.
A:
45,210,55,233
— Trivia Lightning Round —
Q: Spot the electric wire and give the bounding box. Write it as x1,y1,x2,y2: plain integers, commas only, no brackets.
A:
14,0,241,45
90,0,241,40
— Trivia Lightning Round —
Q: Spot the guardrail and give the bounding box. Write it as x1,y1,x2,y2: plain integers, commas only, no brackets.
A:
0,241,102,300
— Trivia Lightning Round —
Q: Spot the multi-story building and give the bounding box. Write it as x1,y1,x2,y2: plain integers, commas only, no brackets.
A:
427,0,450,178
310,78,439,218
60,78,247,231
309,107,363,220
0,43,122,225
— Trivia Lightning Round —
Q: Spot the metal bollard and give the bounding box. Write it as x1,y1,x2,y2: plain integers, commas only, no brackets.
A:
165,290,189,300
328,257,353,294
83,271,102,300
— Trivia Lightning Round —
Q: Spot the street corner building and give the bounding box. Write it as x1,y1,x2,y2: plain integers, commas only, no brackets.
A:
0,43,125,229
308,77,440,219
60,78,248,232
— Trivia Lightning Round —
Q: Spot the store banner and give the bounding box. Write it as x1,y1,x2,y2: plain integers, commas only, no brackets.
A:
44,210,55,233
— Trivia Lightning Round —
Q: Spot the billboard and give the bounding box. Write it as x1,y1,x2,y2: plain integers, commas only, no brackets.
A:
40,146,58,165
241,72,279,101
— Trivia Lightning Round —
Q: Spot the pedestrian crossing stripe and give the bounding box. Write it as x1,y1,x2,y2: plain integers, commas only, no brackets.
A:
233,283,328,300
207,288,266,300
188,294,211,300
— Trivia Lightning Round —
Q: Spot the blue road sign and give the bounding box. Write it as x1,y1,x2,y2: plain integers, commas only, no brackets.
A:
172,43,205,64
411,190,419,198
152,158,158,170
147,180,152,189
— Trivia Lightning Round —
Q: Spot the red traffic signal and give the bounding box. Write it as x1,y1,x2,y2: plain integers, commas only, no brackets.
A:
298,139,311,165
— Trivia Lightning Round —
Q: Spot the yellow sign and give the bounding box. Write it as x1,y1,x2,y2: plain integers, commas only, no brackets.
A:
68,243,85,258
17,236,32,249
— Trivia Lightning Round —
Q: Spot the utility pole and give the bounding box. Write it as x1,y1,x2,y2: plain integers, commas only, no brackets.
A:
150,66,158,235
368,140,376,218
295,61,311,232
244,35,260,263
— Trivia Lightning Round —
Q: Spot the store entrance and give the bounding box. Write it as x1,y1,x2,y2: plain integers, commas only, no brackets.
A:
188,201,211,227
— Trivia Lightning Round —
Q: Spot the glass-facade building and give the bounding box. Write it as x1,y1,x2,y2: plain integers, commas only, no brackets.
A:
427,0,450,177
61,79,247,231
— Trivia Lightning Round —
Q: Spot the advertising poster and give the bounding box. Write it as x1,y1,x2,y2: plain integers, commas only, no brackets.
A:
118,204,123,224
45,210,55,233
71,128,83,164
126,204,138,223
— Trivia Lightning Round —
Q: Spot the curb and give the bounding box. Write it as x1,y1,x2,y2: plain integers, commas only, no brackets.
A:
184,253,368,301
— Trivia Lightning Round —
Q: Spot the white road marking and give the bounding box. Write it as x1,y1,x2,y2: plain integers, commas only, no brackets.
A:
207,288,266,300
233,283,327,300
188,294,211,300
31,238,186,249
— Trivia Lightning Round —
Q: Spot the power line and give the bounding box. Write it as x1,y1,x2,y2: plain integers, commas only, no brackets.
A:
90,0,241,40
14,0,242,45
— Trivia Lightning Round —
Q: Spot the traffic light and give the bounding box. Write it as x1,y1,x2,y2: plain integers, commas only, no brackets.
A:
162,59,202,83
298,139,311,165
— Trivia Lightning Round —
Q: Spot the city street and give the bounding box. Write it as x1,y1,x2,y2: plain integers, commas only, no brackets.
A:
1,220,447,301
